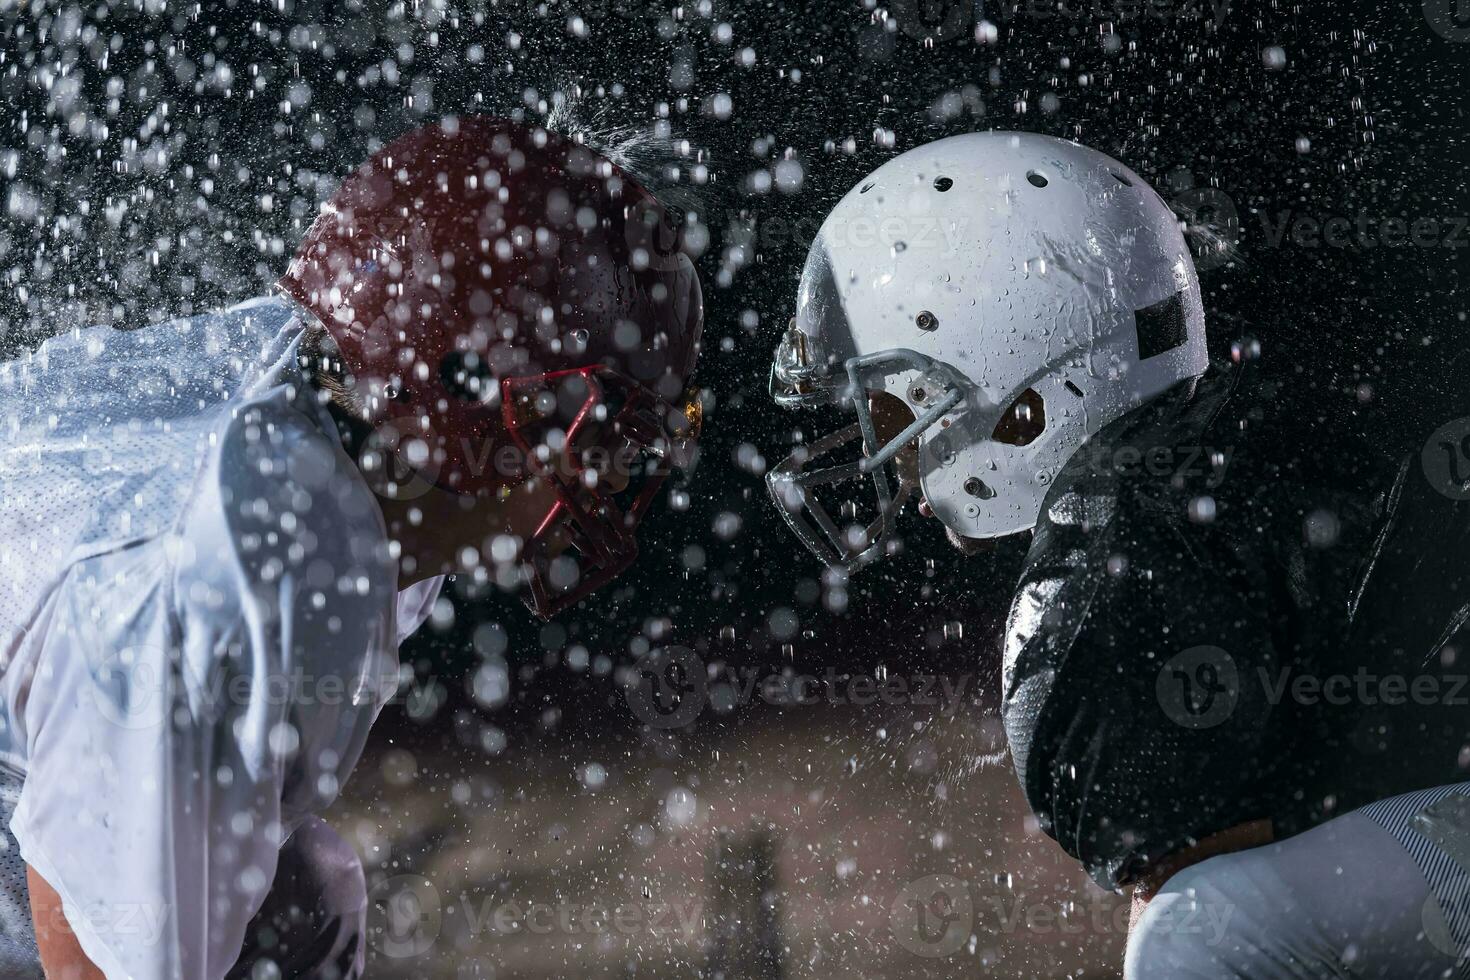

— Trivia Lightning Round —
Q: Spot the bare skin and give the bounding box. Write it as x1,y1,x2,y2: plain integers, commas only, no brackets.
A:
1129,820,1275,930
868,393,1003,555
376,474,566,589
316,386,575,589
29,868,104,979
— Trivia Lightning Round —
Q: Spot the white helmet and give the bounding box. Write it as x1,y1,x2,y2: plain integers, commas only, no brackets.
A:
767,131,1206,568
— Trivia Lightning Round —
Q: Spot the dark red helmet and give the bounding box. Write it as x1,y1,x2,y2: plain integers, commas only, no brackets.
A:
279,116,704,618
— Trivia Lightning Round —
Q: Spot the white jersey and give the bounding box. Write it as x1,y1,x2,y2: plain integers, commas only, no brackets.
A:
0,296,442,979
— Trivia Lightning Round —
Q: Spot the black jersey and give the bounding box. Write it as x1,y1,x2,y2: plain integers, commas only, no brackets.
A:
1002,355,1470,891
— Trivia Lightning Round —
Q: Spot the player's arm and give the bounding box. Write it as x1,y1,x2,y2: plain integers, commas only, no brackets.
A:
1002,418,1284,895
27,864,105,979
1127,819,1274,929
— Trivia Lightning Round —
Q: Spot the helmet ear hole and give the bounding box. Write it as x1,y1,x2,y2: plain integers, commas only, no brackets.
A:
868,390,919,447
992,388,1045,446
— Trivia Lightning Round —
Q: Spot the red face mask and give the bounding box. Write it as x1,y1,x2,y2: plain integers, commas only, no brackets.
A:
501,365,701,618
280,118,704,613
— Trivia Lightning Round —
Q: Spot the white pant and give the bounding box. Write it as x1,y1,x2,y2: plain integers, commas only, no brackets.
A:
1127,784,1470,979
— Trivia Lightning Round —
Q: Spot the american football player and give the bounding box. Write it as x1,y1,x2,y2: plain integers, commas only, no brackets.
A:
767,130,1470,977
0,115,703,979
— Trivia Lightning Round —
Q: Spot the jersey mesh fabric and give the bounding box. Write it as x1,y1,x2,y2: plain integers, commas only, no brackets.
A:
0,298,288,718
0,297,445,978
0,768,39,979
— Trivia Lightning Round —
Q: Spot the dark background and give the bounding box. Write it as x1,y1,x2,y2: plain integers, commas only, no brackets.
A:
4,4,1470,969
7,0,1465,705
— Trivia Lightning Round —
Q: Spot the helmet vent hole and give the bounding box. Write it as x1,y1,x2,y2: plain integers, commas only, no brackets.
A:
992,388,1046,446
933,176,953,192
964,477,995,499
915,310,938,331
1064,380,1085,398
1110,170,1134,187
1026,171,1049,188
860,182,875,194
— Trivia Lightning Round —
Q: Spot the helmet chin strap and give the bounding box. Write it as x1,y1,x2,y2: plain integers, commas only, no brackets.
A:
945,525,998,556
